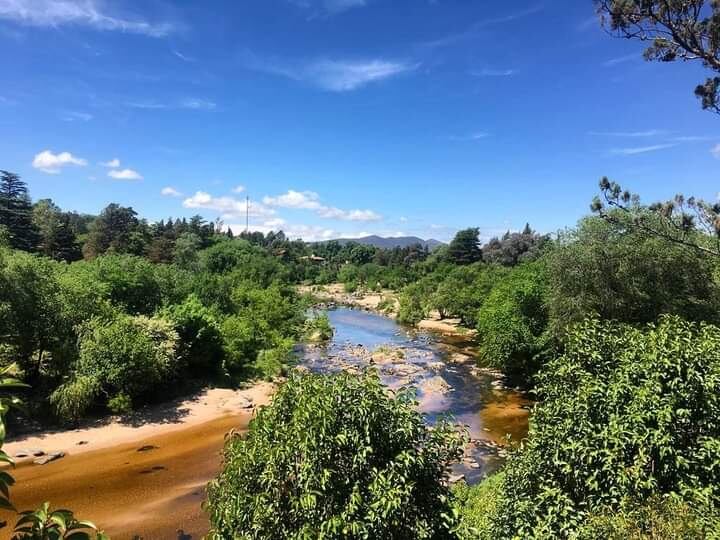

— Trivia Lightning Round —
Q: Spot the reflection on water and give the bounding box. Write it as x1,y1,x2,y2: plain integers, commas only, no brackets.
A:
301,307,531,483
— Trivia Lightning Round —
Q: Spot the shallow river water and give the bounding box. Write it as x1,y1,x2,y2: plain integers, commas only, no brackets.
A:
3,307,529,540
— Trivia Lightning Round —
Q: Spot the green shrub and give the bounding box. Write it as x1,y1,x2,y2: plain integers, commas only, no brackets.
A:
475,261,548,380
107,392,133,415
160,295,224,375
578,496,718,539
49,375,101,423
453,473,505,540
252,341,293,380
75,314,179,404
492,316,720,537
303,313,334,342
206,371,465,539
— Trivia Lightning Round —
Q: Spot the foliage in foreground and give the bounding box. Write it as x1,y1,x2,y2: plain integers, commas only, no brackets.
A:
487,316,720,537
0,365,105,539
206,371,465,539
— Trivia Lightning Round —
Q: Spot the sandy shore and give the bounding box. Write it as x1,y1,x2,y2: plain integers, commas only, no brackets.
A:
6,383,275,461
2,383,275,540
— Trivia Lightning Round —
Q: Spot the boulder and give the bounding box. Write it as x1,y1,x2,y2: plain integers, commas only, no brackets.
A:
33,452,64,465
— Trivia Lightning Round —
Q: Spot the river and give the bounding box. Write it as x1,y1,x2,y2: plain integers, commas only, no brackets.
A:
3,307,529,540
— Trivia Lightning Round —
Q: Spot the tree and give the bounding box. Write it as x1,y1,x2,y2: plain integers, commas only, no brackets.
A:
82,204,140,259
32,200,81,262
0,171,38,252
446,228,482,265
489,316,720,537
548,213,720,332
592,177,720,257
206,371,465,539
595,0,720,113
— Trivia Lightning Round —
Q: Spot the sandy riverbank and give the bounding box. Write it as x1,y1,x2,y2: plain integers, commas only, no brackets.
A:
2,384,275,540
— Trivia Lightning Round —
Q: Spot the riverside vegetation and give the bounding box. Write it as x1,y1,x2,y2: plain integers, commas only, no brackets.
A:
4,0,720,537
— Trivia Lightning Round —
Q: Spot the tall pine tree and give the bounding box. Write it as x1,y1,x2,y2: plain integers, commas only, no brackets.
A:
0,170,38,251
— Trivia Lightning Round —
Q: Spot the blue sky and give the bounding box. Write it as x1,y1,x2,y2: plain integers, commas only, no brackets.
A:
0,0,718,242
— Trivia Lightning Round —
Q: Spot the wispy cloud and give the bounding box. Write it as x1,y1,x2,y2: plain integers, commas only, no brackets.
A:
183,191,276,219
0,0,174,37
100,158,120,168
126,98,217,110
471,68,516,77
32,150,87,174
610,143,677,155
590,130,667,137
673,135,715,142
161,186,183,197
263,190,382,221
289,0,367,16
173,50,194,62
603,53,638,67
447,132,490,142
232,185,246,193
242,52,418,92
108,168,143,180
711,144,720,159
60,110,92,122
421,6,542,49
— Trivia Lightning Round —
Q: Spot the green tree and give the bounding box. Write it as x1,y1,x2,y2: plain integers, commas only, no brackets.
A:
547,214,720,333
0,171,38,252
595,0,720,113
206,371,465,539
491,317,720,537
82,204,141,259
446,228,482,265
475,261,549,380
32,200,81,262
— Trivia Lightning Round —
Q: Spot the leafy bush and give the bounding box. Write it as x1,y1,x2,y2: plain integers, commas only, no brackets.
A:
491,316,720,537
453,473,505,540
107,392,133,415
475,261,548,380
303,313,334,342
547,215,720,334
577,496,718,540
206,371,465,539
160,295,224,375
252,341,293,380
49,375,101,424
70,315,179,414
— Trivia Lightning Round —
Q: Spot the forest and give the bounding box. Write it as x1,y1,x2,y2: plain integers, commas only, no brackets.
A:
2,0,720,538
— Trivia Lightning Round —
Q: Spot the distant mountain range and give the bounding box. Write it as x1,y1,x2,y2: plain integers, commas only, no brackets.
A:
320,235,445,251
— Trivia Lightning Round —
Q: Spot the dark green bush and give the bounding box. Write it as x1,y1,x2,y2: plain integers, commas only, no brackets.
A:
206,371,465,539
491,316,720,537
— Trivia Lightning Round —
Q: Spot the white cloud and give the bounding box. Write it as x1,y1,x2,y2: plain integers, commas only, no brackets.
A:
61,110,93,122
399,216,408,223
289,0,366,15
161,186,183,197
173,50,194,62
243,53,418,92
590,130,667,137
227,220,337,242
100,158,120,168
32,149,87,174
610,143,677,155
472,68,516,77
108,168,143,180
127,98,217,110
603,53,638,67
179,98,216,111
0,0,174,37
263,190,382,221
448,132,490,141
711,144,720,159
232,185,246,193
183,191,276,219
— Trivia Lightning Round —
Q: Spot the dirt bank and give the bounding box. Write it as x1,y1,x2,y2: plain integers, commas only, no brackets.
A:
2,384,274,540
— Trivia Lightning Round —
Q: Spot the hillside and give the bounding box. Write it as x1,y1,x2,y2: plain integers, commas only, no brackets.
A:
320,235,445,251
